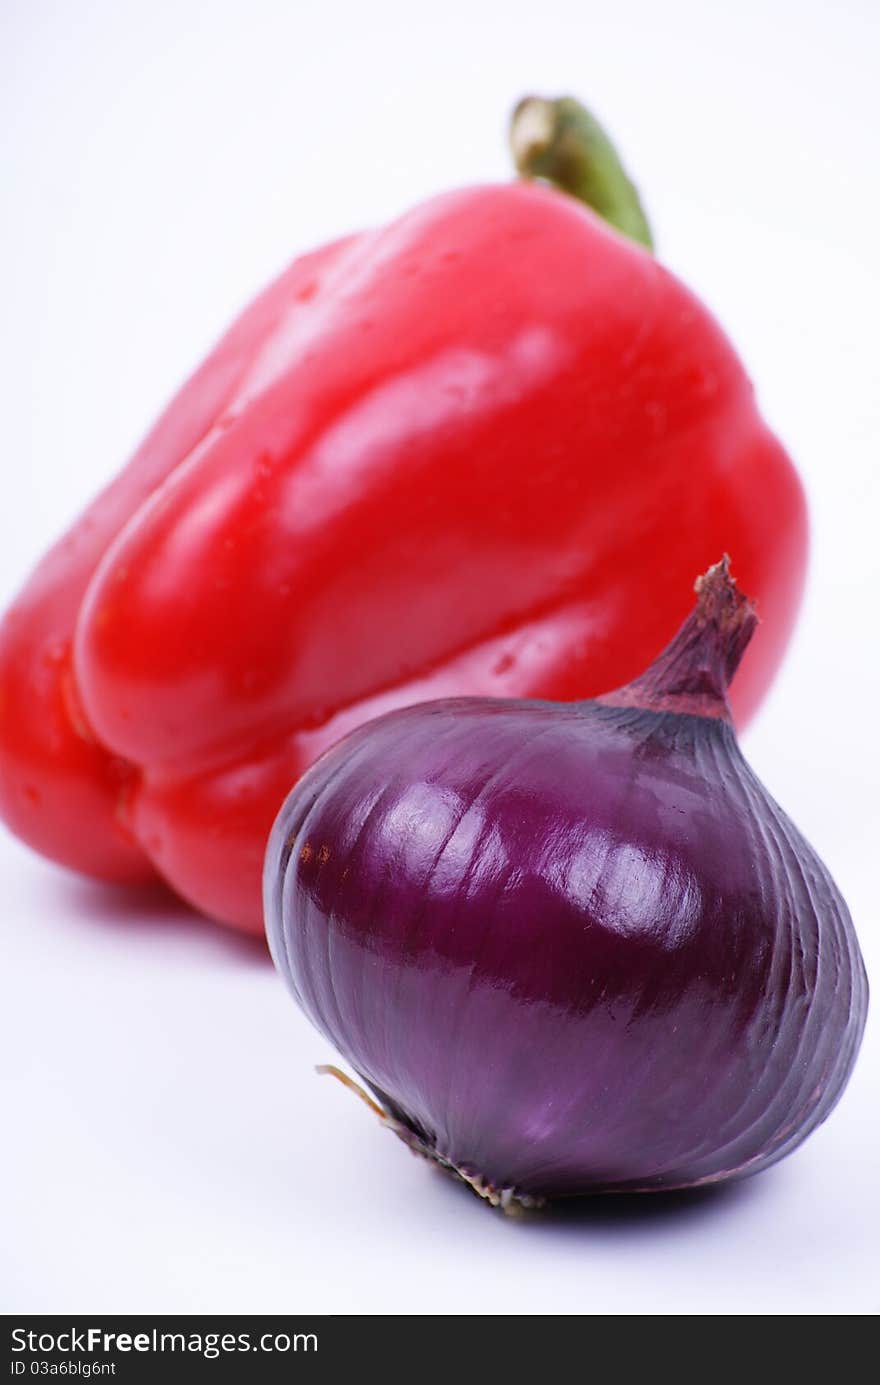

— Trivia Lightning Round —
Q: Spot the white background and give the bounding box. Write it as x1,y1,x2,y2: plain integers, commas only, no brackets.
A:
2,0,878,1315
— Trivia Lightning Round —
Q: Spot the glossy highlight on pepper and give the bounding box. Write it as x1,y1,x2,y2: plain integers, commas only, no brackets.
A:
266,563,867,1205
0,98,807,933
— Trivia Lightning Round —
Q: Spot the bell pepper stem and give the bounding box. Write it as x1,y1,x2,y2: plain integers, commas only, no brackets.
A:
509,95,654,251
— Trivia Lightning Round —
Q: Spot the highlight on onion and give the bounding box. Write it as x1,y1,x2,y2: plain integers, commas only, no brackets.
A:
265,561,868,1210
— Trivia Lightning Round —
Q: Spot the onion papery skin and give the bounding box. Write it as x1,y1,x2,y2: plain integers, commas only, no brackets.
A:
265,580,867,1202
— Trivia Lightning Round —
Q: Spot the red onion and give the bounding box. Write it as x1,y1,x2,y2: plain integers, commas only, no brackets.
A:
265,562,867,1208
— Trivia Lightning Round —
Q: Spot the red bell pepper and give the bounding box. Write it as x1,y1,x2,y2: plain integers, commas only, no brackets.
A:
0,97,807,934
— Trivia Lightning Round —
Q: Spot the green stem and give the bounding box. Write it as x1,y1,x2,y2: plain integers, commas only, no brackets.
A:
509,95,654,251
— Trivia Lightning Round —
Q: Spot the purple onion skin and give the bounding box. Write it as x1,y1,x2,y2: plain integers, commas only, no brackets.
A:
265,566,868,1203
